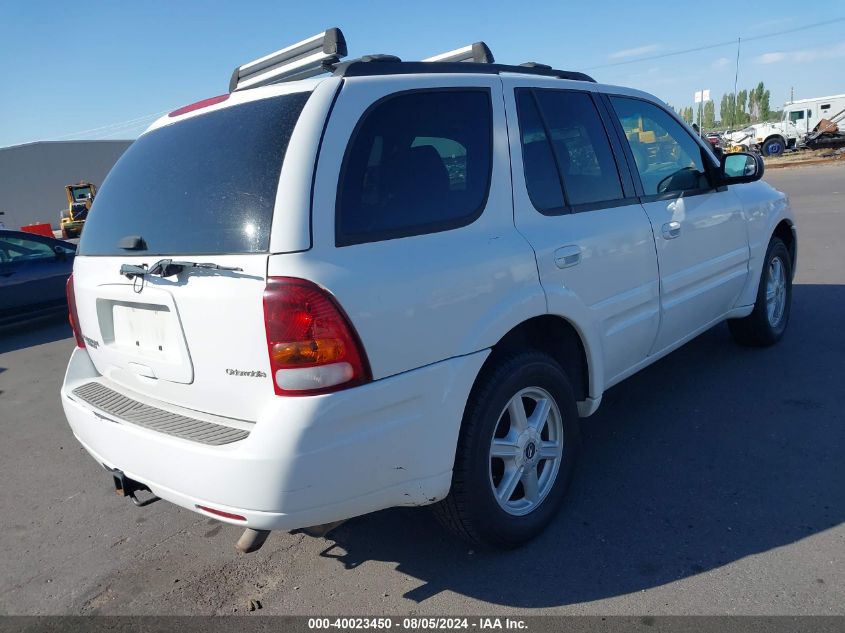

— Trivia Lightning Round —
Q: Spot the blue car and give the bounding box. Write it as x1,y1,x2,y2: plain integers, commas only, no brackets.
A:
0,230,77,326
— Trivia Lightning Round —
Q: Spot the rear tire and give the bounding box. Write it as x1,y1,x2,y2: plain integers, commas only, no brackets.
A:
728,237,792,346
433,351,580,548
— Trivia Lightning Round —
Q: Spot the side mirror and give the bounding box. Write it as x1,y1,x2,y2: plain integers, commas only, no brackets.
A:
54,245,68,260
720,152,764,185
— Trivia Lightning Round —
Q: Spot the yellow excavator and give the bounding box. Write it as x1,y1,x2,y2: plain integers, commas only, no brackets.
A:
59,181,97,239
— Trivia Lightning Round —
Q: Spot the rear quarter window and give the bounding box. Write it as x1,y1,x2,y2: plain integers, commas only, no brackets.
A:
78,92,310,256
335,89,493,246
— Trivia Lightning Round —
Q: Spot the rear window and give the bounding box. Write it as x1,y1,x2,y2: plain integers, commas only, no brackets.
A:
78,92,310,256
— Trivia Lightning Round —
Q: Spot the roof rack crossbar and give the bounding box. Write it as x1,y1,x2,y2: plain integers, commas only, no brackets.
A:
423,42,494,64
229,27,347,92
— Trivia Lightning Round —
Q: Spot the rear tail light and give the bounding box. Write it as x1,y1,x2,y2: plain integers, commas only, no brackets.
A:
168,94,230,118
66,273,85,348
263,278,371,396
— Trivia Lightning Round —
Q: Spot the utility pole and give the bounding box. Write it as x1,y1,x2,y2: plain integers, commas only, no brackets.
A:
731,37,741,130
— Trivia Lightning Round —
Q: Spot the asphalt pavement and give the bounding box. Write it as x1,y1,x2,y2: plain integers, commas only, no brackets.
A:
0,163,842,615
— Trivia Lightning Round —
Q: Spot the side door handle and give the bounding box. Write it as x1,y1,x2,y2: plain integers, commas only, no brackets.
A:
554,245,582,269
661,221,681,240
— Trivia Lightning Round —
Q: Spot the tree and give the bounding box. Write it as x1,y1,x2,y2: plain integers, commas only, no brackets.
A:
720,93,736,127
736,90,748,124
748,87,758,122
716,84,774,129
758,84,771,121
744,82,772,123
680,106,693,124
703,100,716,129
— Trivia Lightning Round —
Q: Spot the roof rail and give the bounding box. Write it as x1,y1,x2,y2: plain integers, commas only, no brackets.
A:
423,42,494,64
229,28,347,92
334,60,595,83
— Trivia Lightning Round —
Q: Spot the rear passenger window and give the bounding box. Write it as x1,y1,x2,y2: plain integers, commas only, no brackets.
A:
516,89,624,213
336,90,492,246
515,91,566,212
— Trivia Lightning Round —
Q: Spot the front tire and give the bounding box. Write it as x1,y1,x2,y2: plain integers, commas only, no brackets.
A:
434,351,580,548
762,137,785,157
728,237,792,346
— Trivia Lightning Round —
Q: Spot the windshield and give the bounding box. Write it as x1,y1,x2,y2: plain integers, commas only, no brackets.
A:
71,186,92,201
78,92,311,256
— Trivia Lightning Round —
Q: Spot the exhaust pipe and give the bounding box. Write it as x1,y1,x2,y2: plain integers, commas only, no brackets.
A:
235,528,271,554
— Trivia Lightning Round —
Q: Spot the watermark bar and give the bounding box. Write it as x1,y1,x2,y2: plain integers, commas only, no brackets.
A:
2,616,845,633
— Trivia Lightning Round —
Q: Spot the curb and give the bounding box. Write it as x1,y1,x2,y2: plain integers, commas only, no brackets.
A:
764,157,844,170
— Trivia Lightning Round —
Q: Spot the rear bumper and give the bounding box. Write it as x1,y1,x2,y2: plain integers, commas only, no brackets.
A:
62,347,487,530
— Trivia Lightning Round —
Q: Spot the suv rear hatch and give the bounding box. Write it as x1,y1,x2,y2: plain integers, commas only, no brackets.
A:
72,91,311,421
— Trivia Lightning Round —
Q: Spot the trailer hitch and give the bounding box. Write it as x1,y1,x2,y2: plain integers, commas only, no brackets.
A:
107,467,160,507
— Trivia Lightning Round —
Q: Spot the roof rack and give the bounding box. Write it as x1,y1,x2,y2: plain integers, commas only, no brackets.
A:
229,29,595,91
229,28,347,92
423,42,494,64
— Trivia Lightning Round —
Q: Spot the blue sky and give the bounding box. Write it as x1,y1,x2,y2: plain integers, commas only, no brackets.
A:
2,1,843,147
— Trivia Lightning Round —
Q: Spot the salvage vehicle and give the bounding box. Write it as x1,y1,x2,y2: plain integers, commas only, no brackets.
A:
0,229,76,326
726,121,801,156
725,94,845,156
61,29,797,551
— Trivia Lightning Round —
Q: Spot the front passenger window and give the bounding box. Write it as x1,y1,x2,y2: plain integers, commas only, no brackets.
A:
610,97,709,196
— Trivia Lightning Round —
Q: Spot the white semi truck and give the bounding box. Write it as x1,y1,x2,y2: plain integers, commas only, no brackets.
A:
727,93,845,156
783,93,845,136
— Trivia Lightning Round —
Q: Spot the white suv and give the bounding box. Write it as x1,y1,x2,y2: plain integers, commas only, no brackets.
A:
61,30,797,551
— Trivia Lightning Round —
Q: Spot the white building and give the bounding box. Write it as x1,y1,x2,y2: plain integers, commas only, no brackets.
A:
0,140,131,230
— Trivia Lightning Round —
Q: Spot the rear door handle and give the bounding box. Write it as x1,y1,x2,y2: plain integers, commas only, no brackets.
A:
661,221,681,239
554,245,582,269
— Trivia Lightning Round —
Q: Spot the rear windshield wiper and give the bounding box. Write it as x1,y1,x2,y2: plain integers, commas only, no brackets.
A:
120,259,243,280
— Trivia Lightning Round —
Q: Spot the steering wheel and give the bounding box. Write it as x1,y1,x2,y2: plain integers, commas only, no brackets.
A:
656,166,696,194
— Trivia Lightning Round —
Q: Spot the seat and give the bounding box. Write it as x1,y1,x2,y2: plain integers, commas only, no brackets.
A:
381,145,451,228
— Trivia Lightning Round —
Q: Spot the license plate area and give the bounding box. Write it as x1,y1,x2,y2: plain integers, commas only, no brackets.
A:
90,287,194,384
105,301,179,362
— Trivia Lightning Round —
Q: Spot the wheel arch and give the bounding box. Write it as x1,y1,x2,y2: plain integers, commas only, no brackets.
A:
476,315,596,408
735,214,797,308
772,218,797,276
